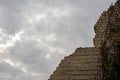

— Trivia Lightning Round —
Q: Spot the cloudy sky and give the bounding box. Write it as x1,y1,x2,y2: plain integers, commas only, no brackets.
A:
0,0,117,80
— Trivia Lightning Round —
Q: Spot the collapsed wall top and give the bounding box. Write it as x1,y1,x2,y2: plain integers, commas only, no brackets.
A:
94,0,120,47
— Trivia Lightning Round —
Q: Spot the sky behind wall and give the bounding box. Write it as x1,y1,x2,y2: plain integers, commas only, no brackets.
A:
0,0,116,80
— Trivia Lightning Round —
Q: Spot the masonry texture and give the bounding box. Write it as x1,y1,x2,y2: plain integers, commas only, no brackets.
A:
48,0,120,80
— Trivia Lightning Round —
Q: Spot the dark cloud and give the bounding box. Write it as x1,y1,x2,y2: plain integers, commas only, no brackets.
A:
0,0,116,80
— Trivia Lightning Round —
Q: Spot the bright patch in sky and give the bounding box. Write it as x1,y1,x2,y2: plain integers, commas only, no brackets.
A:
46,54,51,59
2,58,28,73
0,31,23,53
46,33,56,42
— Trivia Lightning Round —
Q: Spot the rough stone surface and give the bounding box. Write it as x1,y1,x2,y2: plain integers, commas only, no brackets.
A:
48,0,120,80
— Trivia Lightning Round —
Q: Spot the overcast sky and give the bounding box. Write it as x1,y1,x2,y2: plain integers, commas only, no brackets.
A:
0,0,117,80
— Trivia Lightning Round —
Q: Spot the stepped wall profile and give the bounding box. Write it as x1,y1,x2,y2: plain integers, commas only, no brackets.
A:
49,0,120,80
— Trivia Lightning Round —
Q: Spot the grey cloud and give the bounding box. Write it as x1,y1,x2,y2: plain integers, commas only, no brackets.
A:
0,0,28,34
8,40,58,78
0,62,22,76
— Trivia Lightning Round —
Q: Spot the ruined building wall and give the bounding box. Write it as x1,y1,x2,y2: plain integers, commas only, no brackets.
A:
48,0,120,80
48,48,102,80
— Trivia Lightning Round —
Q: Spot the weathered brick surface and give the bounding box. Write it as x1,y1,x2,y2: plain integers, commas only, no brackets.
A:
48,48,102,80
48,0,120,80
